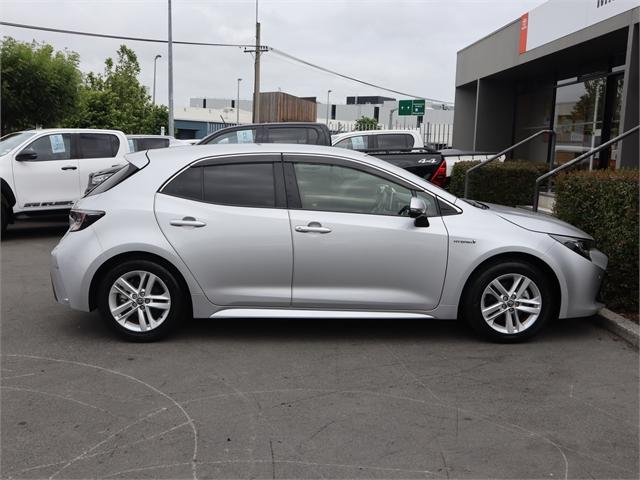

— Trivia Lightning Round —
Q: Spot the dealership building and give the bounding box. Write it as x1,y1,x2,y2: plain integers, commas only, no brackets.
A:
453,0,639,169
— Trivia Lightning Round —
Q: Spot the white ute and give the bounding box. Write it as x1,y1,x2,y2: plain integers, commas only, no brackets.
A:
0,128,128,235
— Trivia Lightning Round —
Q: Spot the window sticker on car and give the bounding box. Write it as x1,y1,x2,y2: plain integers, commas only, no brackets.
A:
49,134,66,154
237,130,254,143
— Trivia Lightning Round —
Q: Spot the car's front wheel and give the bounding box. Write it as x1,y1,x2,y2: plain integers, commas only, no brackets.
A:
97,260,186,341
461,261,556,342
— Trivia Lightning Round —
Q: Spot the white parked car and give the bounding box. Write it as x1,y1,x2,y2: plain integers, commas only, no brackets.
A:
332,129,424,151
0,128,128,234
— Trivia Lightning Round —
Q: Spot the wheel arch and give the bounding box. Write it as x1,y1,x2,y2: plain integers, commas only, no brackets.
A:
457,251,562,320
88,251,192,316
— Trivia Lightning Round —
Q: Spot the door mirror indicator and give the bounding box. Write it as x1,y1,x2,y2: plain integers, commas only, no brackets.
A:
16,151,38,161
408,197,427,218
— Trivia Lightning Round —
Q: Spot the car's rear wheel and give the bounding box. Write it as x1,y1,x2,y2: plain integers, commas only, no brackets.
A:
461,261,555,342
97,260,186,341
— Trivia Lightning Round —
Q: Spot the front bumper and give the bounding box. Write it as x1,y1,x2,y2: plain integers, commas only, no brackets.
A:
548,240,607,318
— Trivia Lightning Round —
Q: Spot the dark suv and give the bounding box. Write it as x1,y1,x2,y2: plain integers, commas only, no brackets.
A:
198,123,332,146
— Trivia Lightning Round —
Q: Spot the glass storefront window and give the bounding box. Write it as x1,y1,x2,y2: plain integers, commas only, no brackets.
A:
553,77,606,169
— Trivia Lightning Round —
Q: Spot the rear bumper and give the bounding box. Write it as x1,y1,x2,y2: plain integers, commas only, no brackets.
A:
50,227,103,311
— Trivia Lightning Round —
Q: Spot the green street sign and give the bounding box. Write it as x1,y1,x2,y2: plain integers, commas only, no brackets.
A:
412,99,425,115
399,99,425,116
398,100,413,116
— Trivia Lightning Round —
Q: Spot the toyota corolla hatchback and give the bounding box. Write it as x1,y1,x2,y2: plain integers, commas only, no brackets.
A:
50,144,607,342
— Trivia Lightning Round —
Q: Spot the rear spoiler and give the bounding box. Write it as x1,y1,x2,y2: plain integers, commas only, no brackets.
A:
124,150,151,169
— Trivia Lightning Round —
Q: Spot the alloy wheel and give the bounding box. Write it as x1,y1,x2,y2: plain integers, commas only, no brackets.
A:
108,270,171,332
480,273,542,335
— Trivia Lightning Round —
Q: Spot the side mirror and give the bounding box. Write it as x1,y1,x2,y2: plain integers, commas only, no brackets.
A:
16,151,38,161
408,197,427,218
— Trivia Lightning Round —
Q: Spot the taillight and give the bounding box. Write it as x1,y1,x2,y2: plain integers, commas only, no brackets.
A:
430,159,447,187
69,209,105,232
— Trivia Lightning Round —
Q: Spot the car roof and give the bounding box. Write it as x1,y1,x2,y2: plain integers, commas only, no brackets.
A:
22,128,124,135
142,143,458,203
127,134,173,139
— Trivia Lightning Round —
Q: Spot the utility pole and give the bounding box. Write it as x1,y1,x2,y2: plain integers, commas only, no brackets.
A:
152,54,161,105
252,1,261,123
326,90,332,126
167,0,174,136
237,78,242,124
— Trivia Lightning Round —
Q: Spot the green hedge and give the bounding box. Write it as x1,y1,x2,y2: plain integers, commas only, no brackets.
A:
449,161,547,206
554,169,639,311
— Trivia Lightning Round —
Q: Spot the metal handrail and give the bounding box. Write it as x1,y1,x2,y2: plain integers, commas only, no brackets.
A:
532,124,640,212
464,129,555,198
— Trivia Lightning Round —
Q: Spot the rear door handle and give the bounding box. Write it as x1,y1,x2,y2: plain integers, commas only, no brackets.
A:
61,166,77,171
170,216,206,228
295,222,332,234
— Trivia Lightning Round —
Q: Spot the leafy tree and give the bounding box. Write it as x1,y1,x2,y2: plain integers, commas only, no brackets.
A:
1,37,81,134
65,45,167,134
355,116,379,131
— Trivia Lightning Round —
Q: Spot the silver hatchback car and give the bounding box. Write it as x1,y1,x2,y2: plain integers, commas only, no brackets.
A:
51,144,607,342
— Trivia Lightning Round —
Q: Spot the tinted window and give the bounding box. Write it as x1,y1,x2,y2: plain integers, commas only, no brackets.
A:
207,129,256,144
78,133,119,158
134,138,170,151
162,167,203,201
377,134,413,150
268,128,310,144
204,163,275,208
293,163,413,216
22,134,71,161
333,135,370,150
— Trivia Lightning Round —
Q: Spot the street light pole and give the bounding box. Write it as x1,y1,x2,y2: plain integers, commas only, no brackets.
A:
152,54,161,105
326,90,332,126
167,0,174,136
237,78,242,124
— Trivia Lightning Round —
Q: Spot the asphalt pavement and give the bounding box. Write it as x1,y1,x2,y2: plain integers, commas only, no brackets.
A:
1,220,638,479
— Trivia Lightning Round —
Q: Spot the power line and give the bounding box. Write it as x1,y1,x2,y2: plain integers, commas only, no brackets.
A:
270,47,454,105
0,21,256,48
1,20,454,106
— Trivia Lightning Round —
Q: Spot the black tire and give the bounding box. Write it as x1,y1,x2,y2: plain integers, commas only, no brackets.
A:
97,259,186,341
460,260,556,343
1,198,9,238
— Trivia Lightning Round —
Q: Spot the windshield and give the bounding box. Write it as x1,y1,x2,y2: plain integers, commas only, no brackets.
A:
0,132,36,156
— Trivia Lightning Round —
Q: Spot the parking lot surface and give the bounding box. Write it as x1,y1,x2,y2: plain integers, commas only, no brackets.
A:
1,221,638,479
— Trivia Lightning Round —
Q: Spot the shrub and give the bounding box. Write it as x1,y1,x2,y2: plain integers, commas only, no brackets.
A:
554,169,639,311
449,161,547,206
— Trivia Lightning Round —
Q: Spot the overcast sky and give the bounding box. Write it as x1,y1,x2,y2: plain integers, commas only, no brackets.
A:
1,0,544,107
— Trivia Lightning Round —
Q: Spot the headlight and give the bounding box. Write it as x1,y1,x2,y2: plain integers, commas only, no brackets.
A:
90,173,113,185
550,234,594,260
69,209,105,232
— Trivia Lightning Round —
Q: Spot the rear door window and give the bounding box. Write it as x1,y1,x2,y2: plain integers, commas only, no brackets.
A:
333,135,370,150
267,128,312,144
78,133,119,158
377,134,413,150
135,138,170,150
161,161,281,209
206,129,256,144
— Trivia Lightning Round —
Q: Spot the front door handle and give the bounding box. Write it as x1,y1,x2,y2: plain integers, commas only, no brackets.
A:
295,222,332,234
61,165,77,171
170,216,206,228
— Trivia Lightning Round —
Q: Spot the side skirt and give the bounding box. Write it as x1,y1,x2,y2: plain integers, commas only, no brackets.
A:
210,308,435,319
